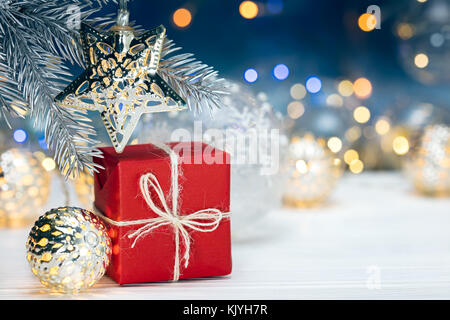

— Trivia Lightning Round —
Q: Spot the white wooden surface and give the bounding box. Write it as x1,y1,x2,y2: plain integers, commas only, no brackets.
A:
1,172,450,299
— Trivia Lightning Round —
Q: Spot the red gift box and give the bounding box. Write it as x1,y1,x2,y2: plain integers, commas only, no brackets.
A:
94,142,232,284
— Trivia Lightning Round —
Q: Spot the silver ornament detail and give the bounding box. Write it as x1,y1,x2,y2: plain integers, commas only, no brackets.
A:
26,207,112,292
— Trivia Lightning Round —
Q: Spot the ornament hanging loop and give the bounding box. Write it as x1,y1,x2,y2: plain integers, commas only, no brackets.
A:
117,0,129,27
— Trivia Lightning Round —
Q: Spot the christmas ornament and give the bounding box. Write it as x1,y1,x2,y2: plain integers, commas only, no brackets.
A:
55,2,187,153
26,207,112,292
73,169,95,210
396,0,450,84
283,135,343,208
405,125,450,196
0,148,50,227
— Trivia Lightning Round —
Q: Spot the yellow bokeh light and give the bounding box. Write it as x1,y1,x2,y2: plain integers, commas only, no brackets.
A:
42,158,56,172
327,137,343,153
295,159,308,174
397,23,414,40
349,159,364,174
353,77,372,98
345,126,362,142
393,136,410,155
353,106,371,124
358,13,377,32
239,1,259,19
344,149,359,165
326,94,344,107
417,0,427,2
287,101,305,119
414,53,429,68
338,80,353,97
375,118,391,135
290,83,307,100
173,8,192,28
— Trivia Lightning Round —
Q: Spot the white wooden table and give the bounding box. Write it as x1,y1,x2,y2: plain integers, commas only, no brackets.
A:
1,172,450,299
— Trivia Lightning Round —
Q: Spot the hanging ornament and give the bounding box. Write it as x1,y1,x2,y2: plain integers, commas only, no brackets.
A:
26,207,112,293
55,0,187,153
73,169,95,210
405,124,450,197
283,134,343,208
0,148,50,228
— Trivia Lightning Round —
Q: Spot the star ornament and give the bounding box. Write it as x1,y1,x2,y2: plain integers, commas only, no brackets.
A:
55,23,187,153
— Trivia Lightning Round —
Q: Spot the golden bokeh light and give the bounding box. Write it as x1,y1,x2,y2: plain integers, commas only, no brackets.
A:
397,23,414,40
173,8,192,28
345,126,362,142
295,159,308,174
290,83,307,100
353,77,372,98
338,80,353,97
375,118,391,135
287,101,305,119
41,158,56,172
327,137,343,153
353,106,371,124
326,94,344,107
344,149,359,165
414,53,429,68
239,1,259,19
358,13,377,32
393,136,410,155
349,159,364,174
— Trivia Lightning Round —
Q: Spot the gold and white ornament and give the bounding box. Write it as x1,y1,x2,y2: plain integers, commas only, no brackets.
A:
283,135,343,208
0,148,50,227
26,207,112,292
405,124,450,196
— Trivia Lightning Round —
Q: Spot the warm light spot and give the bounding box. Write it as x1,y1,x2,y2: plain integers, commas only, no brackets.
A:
344,149,359,165
392,136,409,155
358,13,377,32
173,8,192,28
326,94,344,107
338,80,353,97
353,78,372,99
42,157,56,171
353,106,371,124
414,53,429,68
375,118,391,135
397,23,414,40
287,101,305,119
239,1,259,19
327,137,343,153
417,0,427,2
349,159,364,174
290,83,307,100
296,160,308,174
345,126,362,142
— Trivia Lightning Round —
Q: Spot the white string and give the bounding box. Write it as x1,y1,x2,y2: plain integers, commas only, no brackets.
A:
94,142,230,281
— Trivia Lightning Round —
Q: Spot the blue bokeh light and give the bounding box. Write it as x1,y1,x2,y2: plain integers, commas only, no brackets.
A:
244,68,258,83
13,129,28,143
273,64,289,81
267,0,284,14
306,76,322,93
38,137,48,150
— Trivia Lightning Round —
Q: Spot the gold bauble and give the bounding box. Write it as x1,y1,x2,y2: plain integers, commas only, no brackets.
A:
283,135,343,208
405,124,450,197
0,148,50,227
26,207,111,293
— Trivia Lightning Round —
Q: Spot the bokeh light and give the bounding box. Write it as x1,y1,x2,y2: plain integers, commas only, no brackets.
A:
375,118,391,135
393,136,410,155
397,23,414,40
327,137,342,153
414,53,429,68
13,129,27,143
267,0,284,14
287,101,305,119
173,8,192,28
42,157,56,172
345,126,362,142
349,159,364,174
290,83,307,100
338,80,353,97
353,106,371,124
305,76,322,93
239,1,259,19
244,68,258,83
353,77,372,98
358,13,376,32
326,94,344,107
296,159,308,174
344,149,359,165
273,64,289,80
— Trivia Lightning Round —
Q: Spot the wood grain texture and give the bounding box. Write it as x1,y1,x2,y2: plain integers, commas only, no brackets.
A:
1,172,449,299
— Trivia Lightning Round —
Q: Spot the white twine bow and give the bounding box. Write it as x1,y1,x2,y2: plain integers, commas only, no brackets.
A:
95,142,230,281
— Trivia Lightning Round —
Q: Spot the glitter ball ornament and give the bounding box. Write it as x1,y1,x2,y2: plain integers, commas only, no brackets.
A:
283,135,343,208
405,125,450,196
73,170,94,210
0,148,50,227
26,207,112,292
